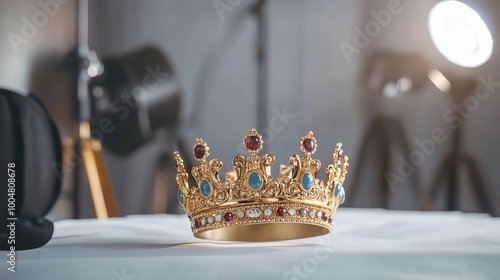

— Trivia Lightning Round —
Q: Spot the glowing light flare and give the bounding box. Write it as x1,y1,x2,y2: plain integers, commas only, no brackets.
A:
428,1,493,68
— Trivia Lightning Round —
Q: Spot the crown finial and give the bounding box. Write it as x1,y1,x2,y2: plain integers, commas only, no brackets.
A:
193,138,209,162
300,131,317,155
334,142,343,166
242,128,264,154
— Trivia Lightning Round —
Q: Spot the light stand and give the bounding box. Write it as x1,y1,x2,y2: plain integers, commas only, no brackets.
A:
252,0,269,146
74,0,120,218
427,0,495,214
429,76,494,214
346,52,432,210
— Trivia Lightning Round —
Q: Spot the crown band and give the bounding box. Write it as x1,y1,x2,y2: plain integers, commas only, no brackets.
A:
192,202,333,241
174,128,349,241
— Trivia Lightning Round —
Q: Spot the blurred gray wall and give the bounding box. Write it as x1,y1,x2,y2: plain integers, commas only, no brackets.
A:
0,0,76,92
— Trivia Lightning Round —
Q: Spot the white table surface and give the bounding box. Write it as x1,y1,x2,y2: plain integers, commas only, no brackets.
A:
3,208,500,280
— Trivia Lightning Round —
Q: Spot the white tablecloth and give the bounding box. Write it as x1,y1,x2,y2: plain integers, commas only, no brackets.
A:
3,208,500,280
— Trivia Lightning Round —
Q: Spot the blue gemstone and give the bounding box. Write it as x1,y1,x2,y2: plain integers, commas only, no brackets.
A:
200,180,211,197
177,189,184,205
248,173,262,190
334,183,342,197
302,172,313,190
340,187,346,204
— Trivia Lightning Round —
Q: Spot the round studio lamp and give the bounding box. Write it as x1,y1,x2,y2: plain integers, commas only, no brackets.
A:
428,0,493,68
89,47,181,155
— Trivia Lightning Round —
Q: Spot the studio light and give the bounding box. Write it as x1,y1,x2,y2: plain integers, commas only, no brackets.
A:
428,0,493,68
426,1,495,214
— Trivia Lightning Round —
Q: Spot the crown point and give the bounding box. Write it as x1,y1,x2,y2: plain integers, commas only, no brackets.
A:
302,138,315,153
246,136,260,151
194,145,205,159
193,138,209,161
243,128,263,153
337,149,343,161
300,131,317,155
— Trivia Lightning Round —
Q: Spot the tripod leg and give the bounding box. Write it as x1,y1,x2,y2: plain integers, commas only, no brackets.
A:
430,157,450,201
154,155,169,214
388,119,432,211
379,123,390,208
80,138,121,218
345,119,380,207
462,155,495,215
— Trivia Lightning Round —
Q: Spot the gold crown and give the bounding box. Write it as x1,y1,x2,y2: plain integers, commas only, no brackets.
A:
174,128,349,241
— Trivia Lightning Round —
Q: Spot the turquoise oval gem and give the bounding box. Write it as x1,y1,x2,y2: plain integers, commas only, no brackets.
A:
302,172,313,190
340,187,346,204
248,173,262,190
334,183,342,197
177,189,184,205
200,180,211,197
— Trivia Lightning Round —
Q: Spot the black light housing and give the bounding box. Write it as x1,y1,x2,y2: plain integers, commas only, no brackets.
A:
88,47,181,155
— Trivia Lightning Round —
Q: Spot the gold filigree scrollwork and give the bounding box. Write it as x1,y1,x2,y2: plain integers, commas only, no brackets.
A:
311,159,321,172
232,187,251,200
233,154,246,180
191,166,202,185
340,156,349,184
261,181,279,198
289,154,302,180
325,164,335,189
213,188,229,204
175,171,189,190
261,153,275,176
209,159,223,184
186,197,196,215
284,181,302,198
195,196,208,209
305,185,321,200
318,189,329,204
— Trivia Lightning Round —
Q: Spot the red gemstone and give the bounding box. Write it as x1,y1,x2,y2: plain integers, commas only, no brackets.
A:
174,160,179,170
337,150,343,161
322,213,328,221
245,136,260,151
345,163,349,171
194,145,205,159
277,207,285,217
224,212,233,221
302,138,315,153
328,216,333,224
194,220,199,228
